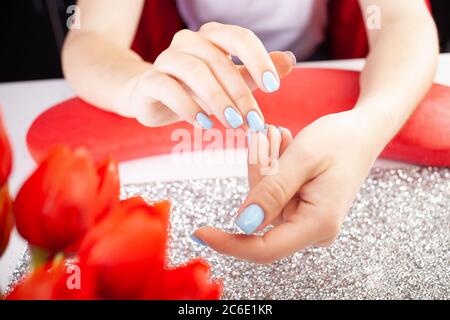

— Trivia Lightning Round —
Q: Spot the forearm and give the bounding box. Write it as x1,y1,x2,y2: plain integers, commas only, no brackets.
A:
62,31,151,117
355,14,439,150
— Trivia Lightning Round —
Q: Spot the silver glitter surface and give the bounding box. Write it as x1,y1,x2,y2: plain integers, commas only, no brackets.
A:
7,167,450,299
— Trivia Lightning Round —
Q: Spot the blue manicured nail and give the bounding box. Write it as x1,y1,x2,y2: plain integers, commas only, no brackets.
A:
247,111,265,132
224,107,244,128
196,112,213,129
235,204,265,234
278,126,285,134
190,234,208,247
262,71,279,93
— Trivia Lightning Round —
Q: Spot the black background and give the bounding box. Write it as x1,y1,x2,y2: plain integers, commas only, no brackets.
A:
0,0,449,83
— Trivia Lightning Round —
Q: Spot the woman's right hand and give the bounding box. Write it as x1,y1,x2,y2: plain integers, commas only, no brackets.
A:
122,22,296,129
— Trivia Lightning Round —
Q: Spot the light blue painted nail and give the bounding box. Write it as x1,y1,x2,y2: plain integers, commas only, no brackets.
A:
278,126,285,134
224,107,244,129
235,204,265,235
196,112,213,129
247,111,265,132
262,71,279,93
190,234,208,247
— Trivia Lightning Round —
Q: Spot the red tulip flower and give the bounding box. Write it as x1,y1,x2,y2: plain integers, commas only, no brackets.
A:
6,259,96,300
0,183,13,257
79,197,221,300
0,113,12,187
141,259,222,300
0,111,13,257
79,197,170,299
13,146,119,254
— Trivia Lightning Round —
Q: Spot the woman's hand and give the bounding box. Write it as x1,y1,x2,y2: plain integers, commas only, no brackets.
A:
122,22,295,129
193,109,385,263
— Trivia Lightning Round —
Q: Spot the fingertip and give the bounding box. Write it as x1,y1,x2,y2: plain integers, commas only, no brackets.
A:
284,51,297,67
267,124,281,139
262,71,280,93
190,233,208,247
279,126,293,143
269,51,295,78
194,227,241,254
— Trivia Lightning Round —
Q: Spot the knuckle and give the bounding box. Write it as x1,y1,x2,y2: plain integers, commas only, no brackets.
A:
258,178,289,213
179,57,206,75
205,90,226,105
233,26,255,39
154,49,173,66
151,74,174,91
215,57,239,74
136,68,159,89
135,105,162,127
233,91,255,109
172,29,195,44
200,21,221,32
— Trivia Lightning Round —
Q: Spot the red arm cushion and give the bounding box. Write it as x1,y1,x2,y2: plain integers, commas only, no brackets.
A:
27,68,450,166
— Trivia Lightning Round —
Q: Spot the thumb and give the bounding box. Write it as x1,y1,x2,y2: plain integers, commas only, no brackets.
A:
235,142,315,234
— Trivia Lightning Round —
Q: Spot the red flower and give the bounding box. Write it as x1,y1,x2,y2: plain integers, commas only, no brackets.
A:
0,112,12,187
0,184,13,257
13,146,119,254
0,111,13,257
78,197,169,299
141,259,222,300
79,197,221,300
91,157,120,224
6,259,96,300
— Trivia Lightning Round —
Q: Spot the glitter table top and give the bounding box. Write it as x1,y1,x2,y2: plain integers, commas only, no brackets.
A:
8,167,450,299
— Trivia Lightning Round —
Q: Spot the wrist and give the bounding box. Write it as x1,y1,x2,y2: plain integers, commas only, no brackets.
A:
114,63,154,118
349,106,397,155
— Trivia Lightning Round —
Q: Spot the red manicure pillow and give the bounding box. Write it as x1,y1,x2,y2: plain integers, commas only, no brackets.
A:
27,68,450,166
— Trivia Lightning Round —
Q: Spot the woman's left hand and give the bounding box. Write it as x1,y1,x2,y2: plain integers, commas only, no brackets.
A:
193,108,386,263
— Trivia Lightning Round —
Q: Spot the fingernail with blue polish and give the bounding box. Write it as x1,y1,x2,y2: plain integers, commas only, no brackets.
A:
224,107,244,129
196,112,213,129
278,126,285,134
247,111,265,132
262,71,280,93
235,204,265,235
190,234,208,247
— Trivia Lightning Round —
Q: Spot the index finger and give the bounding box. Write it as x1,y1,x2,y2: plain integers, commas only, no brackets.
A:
199,22,280,94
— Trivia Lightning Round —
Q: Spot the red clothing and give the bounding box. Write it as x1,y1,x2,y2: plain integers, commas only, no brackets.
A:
131,0,431,62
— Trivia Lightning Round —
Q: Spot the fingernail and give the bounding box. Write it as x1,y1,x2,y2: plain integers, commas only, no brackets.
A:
278,126,285,134
247,111,265,132
190,234,208,247
224,107,244,129
196,112,213,129
262,71,280,93
235,204,265,235
285,51,297,66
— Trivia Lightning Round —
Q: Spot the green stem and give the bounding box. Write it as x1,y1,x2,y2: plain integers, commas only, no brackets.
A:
30,246,50,269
